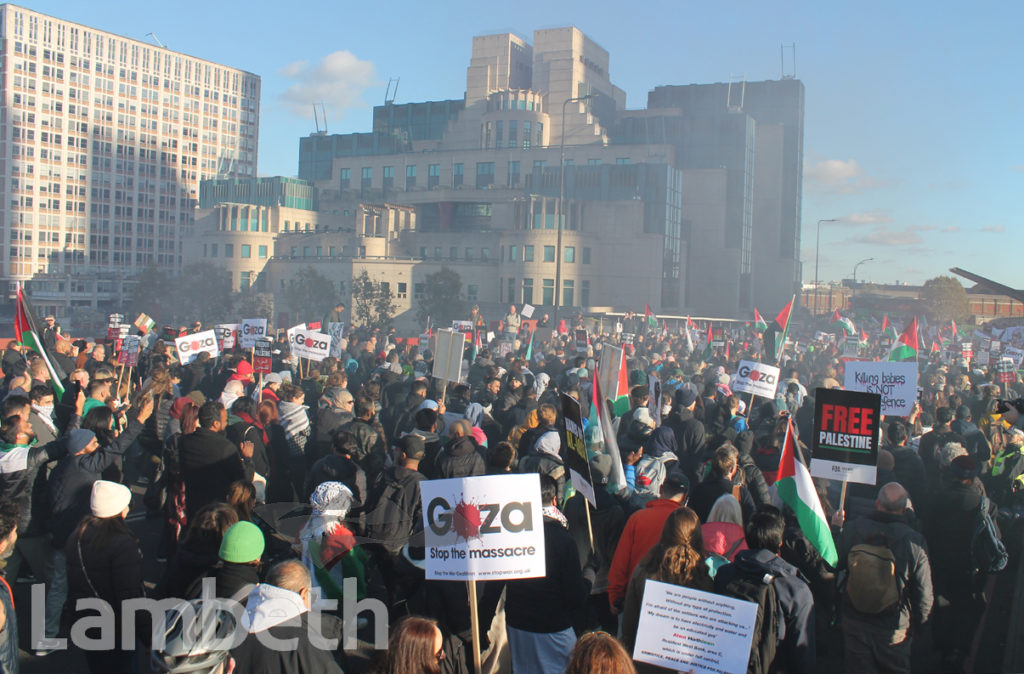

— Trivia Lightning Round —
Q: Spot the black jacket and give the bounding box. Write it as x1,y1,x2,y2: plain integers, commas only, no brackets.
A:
926,477,984,593
311,406,354,460
564,489,626,594
663,407,706,481
156,542,219,600
177,428,254,519
231,610,343,674
304,454,367,515
689,475,755,524
363,465,425,554
505,518,592,633
227,420,271,479
435,436,485,479
0,435,68,536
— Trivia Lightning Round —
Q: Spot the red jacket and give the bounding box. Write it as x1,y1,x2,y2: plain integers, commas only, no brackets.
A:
607,498,682,609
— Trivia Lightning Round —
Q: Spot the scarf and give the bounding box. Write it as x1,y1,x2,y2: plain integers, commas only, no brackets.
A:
278,400,310,448
235,411,269,446
543,505,568,529
299,482,355,578
32,406,57,436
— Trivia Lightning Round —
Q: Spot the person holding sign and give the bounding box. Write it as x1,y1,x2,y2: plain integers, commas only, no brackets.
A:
505,475,595,674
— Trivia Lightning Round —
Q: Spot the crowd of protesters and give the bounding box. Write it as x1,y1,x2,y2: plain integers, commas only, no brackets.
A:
0,304,1018,674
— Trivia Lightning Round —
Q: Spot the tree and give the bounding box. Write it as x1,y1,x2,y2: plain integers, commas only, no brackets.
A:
417,266,465,329
351,270,396,334
129,263,232,326
920,275,970,324
233,291,274,325
282,266,335,324
128,266,174,324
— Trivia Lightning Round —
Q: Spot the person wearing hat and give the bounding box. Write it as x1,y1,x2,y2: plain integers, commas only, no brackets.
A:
188,520,266,603
297,482,368,602
305,430,367,517
65,480,142,672
41,315,62,351
663,387,707,484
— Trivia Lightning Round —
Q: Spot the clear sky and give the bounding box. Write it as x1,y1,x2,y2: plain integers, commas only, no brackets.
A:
26,0,1024,288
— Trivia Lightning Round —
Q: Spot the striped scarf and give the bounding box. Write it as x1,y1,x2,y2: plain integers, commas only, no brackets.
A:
277,400,310,455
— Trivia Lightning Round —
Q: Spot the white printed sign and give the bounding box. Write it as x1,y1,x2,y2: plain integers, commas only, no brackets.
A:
289,329,331,362
328,322,345,358
421,474,545,581
239,318,268,349
215,324,238,350
520,304,535,319
843,361,919,416
632,580,756,674
731,360,781,399
432,329,466,383
175,329,220,364
1004,347,1024,369
451,320,474,332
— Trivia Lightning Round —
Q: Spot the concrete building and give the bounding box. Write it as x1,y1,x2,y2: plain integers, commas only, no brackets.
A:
292,26,803,323
2,4,260,318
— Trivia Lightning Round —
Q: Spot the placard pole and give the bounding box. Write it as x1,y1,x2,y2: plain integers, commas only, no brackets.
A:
584,498,595,552
467,579,482,672
838,479,849,531
258,373,264,405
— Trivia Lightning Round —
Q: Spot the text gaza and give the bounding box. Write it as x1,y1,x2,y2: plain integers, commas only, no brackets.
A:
179,337,215,352
293,334,328,350
427,497,533,536
738,365,776,384
242,324,265,335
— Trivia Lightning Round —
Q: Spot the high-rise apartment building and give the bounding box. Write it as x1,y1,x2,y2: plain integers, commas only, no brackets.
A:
0,4,259,317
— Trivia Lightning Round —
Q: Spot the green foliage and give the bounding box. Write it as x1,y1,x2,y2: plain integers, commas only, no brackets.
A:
417,266,465,328
920,275,970,324
282,267,335,324
351,270,396,333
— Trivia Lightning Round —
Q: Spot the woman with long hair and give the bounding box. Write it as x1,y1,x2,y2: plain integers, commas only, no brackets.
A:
369,615,446,674
226,480,257,522
620,507,712,658
259,399,293,503
159,398,200,560
565,631,637,674
65,480,142,673
156,502,238,600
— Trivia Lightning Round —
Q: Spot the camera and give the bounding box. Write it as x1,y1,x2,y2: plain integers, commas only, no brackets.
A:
995,399,1024,415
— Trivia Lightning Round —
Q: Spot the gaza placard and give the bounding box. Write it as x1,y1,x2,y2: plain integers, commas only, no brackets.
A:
421,474,545,581
289,328,331,362
239,318,268,349
731,360,781,399
843,360,918,416
175,329,220,364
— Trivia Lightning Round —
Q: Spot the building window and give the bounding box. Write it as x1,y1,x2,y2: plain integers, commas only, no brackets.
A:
564,246,575,263
406,164,417,189
428,163,440,188
383,166,394,189
581,280,590,306
588,159,601,166
537,122,544,146
290,246,298,257
453,163,464,187
224,244,233,258
303,246,311,257
414,283,425,299
340,168,350,190
210,244,218,257
481,247,490,261
509,245,518,261
476,162,495,188
361,166,372,188
495,120,503,148
467,284,478,301
434,246,442,259
397,282,407,299
419,246,427,258
522,278,534,304
241,244,251,258
616,157,630,165
524,245,534,262
522,121,531,149
329,246,336,257
542,278,554,305
508,120,518,147
508,160,520,187
545,213,555,229
256,245,267,259
450,246,458,259
543,246,555,262
507,278,515,303
563,280,574,306
465,248,474,261
240,271,251,289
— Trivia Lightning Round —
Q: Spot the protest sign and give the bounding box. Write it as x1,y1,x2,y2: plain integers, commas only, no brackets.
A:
731,360,781,400
1004,347,1024,369
520,304,535,319
844,336,860,357
810,387,881,485
452,320,474,333
289,329,331,362
992,339,1002,353
328,322,345,358
253,338,273,374
214,324,237,350
562,393,595,507
981,337,991,353
711,326,725,347
622,332,635,345
175,329,219,365
598,344,625,404
632,579,756,674
574,328,588,352
493,341,513,358
961,341,973,359
977,350,990,367
421,474,545,581
117,335,141,366
307,321,321,330
432,329,466,383
106,313,125,341
997,358,1016,384
133,313,156,334
843,360,918,416
239,318,268,349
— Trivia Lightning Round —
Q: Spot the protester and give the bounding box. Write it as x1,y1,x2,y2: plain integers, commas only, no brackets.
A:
0,500,20,673
178,401,255,520
156,503,238,600
150,597,238,674
565,631,637,674
368,615,445,674
297,481,367,602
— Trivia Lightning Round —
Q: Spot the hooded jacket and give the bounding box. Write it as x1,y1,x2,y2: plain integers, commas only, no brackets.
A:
231,583,343,674
0,434,69,536
607,498,682,609
277,400,311,458
435,436,485,480
714,548,816,674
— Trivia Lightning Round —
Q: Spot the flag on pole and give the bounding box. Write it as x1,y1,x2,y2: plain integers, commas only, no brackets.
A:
776,418,838,566
753,309,767,333
471,329,481,362
701,323,714,360
830,309,855,335
763,296,795,364
611,348,631,417
930,340,941,354
950,319,960,343
687,316,697,330
644,303,658,329
880,315,889,334
15,285,66,397
888,317,919,362
588,371,627,491
525,328,534,361
860,329,870,347
684,317,694,354
661,320,668,340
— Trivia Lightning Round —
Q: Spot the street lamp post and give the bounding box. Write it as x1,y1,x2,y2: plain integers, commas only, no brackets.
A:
852,257,874,285
554,94,593,329
813,218,838,315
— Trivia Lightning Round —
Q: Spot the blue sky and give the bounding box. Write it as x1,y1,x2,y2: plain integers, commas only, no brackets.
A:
28,0,1024,287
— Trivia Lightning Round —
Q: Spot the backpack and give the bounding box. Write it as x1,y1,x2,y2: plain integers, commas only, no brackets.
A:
721,568,780,674
845,533,901,614
971,494,1008,574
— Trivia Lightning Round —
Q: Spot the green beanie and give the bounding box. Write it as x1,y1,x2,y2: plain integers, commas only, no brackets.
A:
628,369,648,387
219,521,265,564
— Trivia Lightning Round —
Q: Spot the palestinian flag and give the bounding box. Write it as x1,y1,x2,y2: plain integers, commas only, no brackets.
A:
471,329,481,362
930,340,941,354
776,418,838,567
134,313,156,334
611,348,631,417
860,329,870,347
644,303,658,329
763,296,795,363
830,309,855,335
661,320,668,340
588,370,627,491
684,317,695,354
888,317,919,362
753,309,767,333
701,323,714,360
950,319,961,343
880,315,889,334
15,286,66,396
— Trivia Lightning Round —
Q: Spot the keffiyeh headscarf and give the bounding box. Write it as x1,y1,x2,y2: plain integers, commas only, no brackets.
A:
300,482,354,546
534,372,551,398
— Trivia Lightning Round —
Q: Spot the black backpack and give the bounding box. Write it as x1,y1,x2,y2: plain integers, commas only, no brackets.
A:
722,568,781,674
972,494,1008,574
